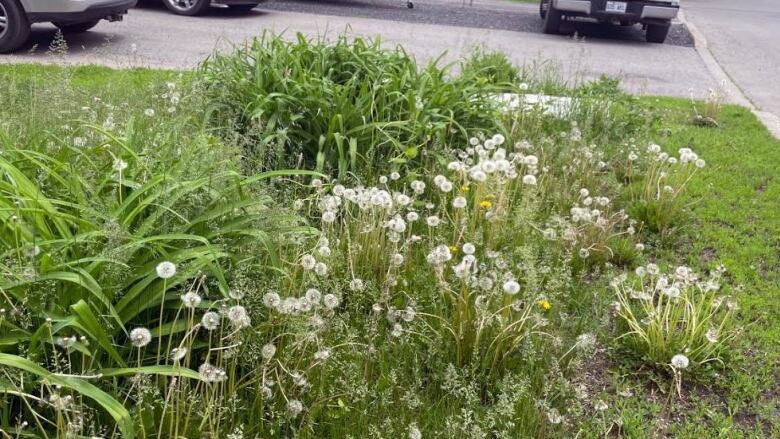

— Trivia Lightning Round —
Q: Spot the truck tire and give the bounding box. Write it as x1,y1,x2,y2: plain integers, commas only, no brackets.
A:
227,3,260,12
646,24,670,43
54,20,101,34
539,0,547,19
542,0,562,35
163,0,211,16
0,0,30,53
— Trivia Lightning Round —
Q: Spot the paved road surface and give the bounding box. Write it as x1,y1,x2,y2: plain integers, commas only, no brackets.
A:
1,0,717,100
683,0,780,120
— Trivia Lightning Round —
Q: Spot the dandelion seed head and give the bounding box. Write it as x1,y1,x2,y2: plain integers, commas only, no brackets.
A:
181,292,202,309
503,280,520,295
155,261,177,279
129,327,152,348
170,347,187,361
547,408,563,425
287,399,304,417
301,254,316,270
323,294,340,309
261,343,276,361
227,305,251,328
263,291,281,309
201,312,220,330
113,159,128,172
198,362,227,382
345,277,365,293
671,354,690,370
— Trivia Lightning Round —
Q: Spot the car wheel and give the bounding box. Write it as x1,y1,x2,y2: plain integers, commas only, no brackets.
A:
163,0,211,16
54,20,101,34
542,0,562,34
0,0,30,53
646,23,670,44
539,0,547,19
227,3,260,12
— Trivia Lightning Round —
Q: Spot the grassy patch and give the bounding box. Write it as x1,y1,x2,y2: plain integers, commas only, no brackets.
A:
0,53,778,438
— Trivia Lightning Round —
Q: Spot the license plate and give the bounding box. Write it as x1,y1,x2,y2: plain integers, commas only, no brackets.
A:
605,1,627,13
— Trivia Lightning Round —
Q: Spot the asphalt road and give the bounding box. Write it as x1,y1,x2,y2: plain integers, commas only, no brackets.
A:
683,0,780,120
257,0,694,46
2,0,716,100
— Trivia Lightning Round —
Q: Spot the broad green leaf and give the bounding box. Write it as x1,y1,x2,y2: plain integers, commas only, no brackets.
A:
0,353,135,439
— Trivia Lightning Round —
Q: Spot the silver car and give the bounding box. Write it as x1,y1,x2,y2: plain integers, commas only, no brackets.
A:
0,0,136,52
161,0,264,16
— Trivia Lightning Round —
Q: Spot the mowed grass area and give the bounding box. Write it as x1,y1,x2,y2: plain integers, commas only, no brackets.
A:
611,98,780,437
1,62,779,437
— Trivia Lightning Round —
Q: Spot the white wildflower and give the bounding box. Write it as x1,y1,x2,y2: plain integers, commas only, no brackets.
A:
261,343,276,361
170,347,187,361
201,312,220,330
155,261,177,279
349,278,365,292
227,305,251,328
181,292,202,309
129,328,152,348
263,292,281,309
287,399,304,417
671,354,690,370
323,294,340,309
301,254,316,270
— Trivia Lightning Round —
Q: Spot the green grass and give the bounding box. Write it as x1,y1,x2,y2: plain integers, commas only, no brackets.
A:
588,99,780,438
632,99,780,437
1,58,779,438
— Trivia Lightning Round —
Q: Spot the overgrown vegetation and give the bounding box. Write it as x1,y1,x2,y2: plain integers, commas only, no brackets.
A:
0,35,778,438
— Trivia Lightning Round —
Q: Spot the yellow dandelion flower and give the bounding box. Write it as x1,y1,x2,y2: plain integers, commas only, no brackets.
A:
449,246,459,254
460,184,470,193
537,299,552,311
479,200,493,209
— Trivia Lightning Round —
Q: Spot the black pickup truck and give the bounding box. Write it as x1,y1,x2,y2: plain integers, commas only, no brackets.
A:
539,0,680,43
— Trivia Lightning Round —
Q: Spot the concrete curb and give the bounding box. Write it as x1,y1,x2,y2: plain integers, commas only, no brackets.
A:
678,9,780,139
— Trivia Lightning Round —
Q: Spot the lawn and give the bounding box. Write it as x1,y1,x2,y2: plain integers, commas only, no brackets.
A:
0,40,778,438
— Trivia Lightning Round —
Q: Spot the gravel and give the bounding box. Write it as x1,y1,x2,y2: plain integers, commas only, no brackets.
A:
256,0,695,47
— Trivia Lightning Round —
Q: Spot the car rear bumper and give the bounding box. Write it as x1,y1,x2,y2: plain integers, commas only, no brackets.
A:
26,0,137,23
552,0,679,23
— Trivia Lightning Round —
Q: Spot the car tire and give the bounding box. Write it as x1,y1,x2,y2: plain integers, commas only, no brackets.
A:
542,0,562,35
163,0,211,16
646,24,670,44
54,20,101,34
227,3,260,12
539,0,547,19
0,0,30,53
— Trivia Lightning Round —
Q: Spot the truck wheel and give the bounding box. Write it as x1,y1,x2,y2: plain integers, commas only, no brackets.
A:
539,0,547,19
164,0,211,16
0,0,30,53
542,0,562,34
227,3,260,12
646,24,670,43
54,20,101,34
